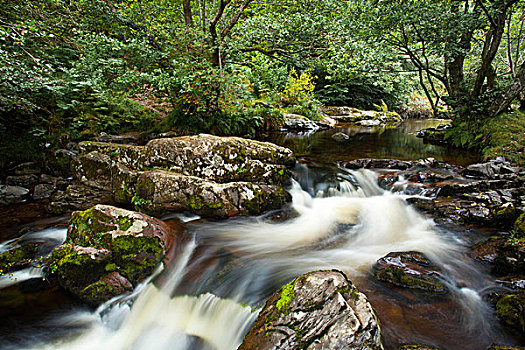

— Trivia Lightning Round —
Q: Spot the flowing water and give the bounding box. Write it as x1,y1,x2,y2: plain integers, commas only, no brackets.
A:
1,120,522,349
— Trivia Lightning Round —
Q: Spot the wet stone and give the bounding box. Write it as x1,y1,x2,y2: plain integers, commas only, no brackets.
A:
239,270,383,350
33,183,56,200
6,175,39,187
283,113,320,132
331,132,349,141
372,251,448,295
0,185,30,205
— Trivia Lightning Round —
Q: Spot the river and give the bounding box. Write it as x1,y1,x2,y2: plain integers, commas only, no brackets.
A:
0,120,522,349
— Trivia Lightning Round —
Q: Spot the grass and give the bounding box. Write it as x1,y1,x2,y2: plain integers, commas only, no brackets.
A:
482,109,525,166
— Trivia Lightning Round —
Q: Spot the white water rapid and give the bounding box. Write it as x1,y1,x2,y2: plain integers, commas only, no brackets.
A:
2,165,512,350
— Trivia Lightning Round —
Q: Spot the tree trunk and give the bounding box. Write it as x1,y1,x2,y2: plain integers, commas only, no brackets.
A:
183,0,194,27
493,60,525,115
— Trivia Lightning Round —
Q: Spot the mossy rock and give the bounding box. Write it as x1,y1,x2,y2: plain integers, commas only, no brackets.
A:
514,213,525,237
49,204,174,305
79,272,133,305
0,244,39,275
493,240,525,276
53,245,112,299
373,251,448,295
239,270,383,350
496,291,525,335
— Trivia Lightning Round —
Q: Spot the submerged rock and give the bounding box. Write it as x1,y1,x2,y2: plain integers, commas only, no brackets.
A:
49,205,175,305
332,132,349,141
239,270,383,350
372,252,448,295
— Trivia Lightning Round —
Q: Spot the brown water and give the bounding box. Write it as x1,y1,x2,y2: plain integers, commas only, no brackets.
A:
260,119,482,166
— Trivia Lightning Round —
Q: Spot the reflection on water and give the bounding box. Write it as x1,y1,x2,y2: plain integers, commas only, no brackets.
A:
261,119,481,166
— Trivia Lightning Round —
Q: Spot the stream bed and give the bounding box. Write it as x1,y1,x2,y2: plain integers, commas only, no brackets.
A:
1,120,522,350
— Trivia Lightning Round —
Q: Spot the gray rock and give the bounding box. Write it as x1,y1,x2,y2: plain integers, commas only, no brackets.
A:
70,135,295,218
283,113,320,132
33,183,56,200
359,119,381,127
464,161,519,179
0,185,30,205
239,270,383,350
48,184,114,214
145,134,294,185
331,132,349,141
72,152,113,190
133,170,291,219
317,116,337,128
96,132,139,144
6,174,39,187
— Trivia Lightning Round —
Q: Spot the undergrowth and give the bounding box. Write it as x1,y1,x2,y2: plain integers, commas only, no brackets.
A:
445,109,525,166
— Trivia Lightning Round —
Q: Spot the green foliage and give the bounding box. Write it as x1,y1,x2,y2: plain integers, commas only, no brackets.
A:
131,195,153,213
282,68,321,120
445,109,525,166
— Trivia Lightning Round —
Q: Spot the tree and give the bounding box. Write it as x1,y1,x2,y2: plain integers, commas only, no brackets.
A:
374,0,525,118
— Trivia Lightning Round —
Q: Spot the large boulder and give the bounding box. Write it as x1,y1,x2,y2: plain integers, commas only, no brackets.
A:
239,270,383,350
320,106,401,124
49,205,175,305
66,134,295,218
145,134,294,184
134,170,291,219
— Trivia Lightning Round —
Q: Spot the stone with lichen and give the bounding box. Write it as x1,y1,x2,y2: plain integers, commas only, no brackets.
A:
239,270,383,350
48,204,175,305
68,134,295,218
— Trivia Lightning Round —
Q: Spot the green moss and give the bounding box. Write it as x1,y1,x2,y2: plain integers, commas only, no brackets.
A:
0,244,38,275
105,263,118,272
136,177,155,198
69,207,115,247
377,266,447,294
80,279,116,305
185,194,223,210
275,278,297,314
118,217,132,231
55,247,110,294
111,235,163,284
496,292,525,333
514,213,525,237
